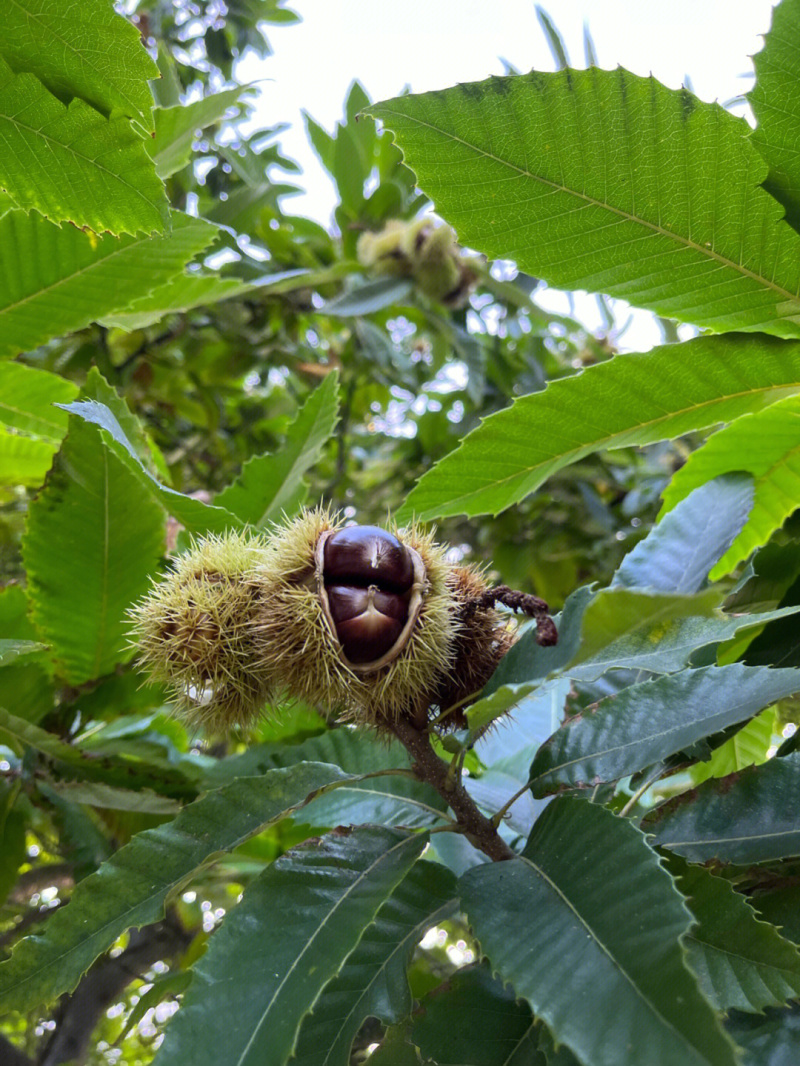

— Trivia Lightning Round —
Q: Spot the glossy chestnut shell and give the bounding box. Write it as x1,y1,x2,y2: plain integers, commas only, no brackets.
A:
316,525,426,670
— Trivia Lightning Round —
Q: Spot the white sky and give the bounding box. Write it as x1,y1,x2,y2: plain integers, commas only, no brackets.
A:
238,0,778,349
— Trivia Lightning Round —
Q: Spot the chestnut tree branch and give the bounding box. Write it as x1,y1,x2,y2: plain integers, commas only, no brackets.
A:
390,716,516,862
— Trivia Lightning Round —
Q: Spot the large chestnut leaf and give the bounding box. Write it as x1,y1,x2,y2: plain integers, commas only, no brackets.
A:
0,762,351,1013
648,751,800,863
0,57,167,235
392,333,800,522
22,416,165,685
154,827,427,1066
664,855,800,1014
293,859,457,1066
460,798,737,1066
370,69,800,337
0,210,217,359
529,664,800,795
0,0,157,133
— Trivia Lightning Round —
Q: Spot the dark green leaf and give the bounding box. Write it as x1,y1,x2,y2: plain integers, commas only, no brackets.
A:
530,665,800,795
0,762,350,1012
412,963,541,1066
613,474,754,592
664,856,800,1013
0,640,48,667
293,859,458,1066
397,333,800,521
649,752,800,863
371,69,800,336
460,798,736,1066
726,1006,800,1066
154,828,427,1066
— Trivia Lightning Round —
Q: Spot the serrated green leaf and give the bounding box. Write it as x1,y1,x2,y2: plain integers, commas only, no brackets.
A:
154,827,427,1066
0,56,166,235
0,211,217,359
0,0,157,133
0,640,48,667
565,589,800,681
293,859,458,1066
614,474,754,592
0,428,56,486
530,665,800,795
60,398,243,537
150,87,252,179
215,372,340,527
460,798,737,1066
99,273,251,332
664,855,800,1013
661,397,800,579
398,333,800,521
412,964,542,1066
22,416,165,683
0,362,77,439
649,751,800,862
751,0,800,227
0,762,350,1012
370,69,800,336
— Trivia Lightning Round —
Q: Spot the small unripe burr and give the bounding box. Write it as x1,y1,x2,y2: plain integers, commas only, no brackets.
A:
128,532,273,735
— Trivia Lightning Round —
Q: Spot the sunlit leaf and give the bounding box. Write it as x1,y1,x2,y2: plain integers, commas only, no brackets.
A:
371,69,800,335
397,334,800,521
0,56,167,235
0,0,157,133
0,211,217,358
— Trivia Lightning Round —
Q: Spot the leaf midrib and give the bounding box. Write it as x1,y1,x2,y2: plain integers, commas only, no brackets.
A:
375,105,800,305
421,379,800,513
236,834,420,1066
522,853,711,1063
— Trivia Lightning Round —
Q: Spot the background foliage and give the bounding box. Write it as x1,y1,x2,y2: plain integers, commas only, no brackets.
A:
3,2,800,1065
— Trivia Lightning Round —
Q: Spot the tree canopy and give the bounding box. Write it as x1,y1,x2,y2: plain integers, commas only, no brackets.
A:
3,3,800,1065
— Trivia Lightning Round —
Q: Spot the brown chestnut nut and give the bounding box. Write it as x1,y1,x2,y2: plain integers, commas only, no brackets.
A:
316,525,426,672
323,526,414,592
322,527,416,664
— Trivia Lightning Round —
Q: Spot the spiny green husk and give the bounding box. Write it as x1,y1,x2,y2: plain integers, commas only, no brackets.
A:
252,509,459,725
131,510,520,734
128,531,274,734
